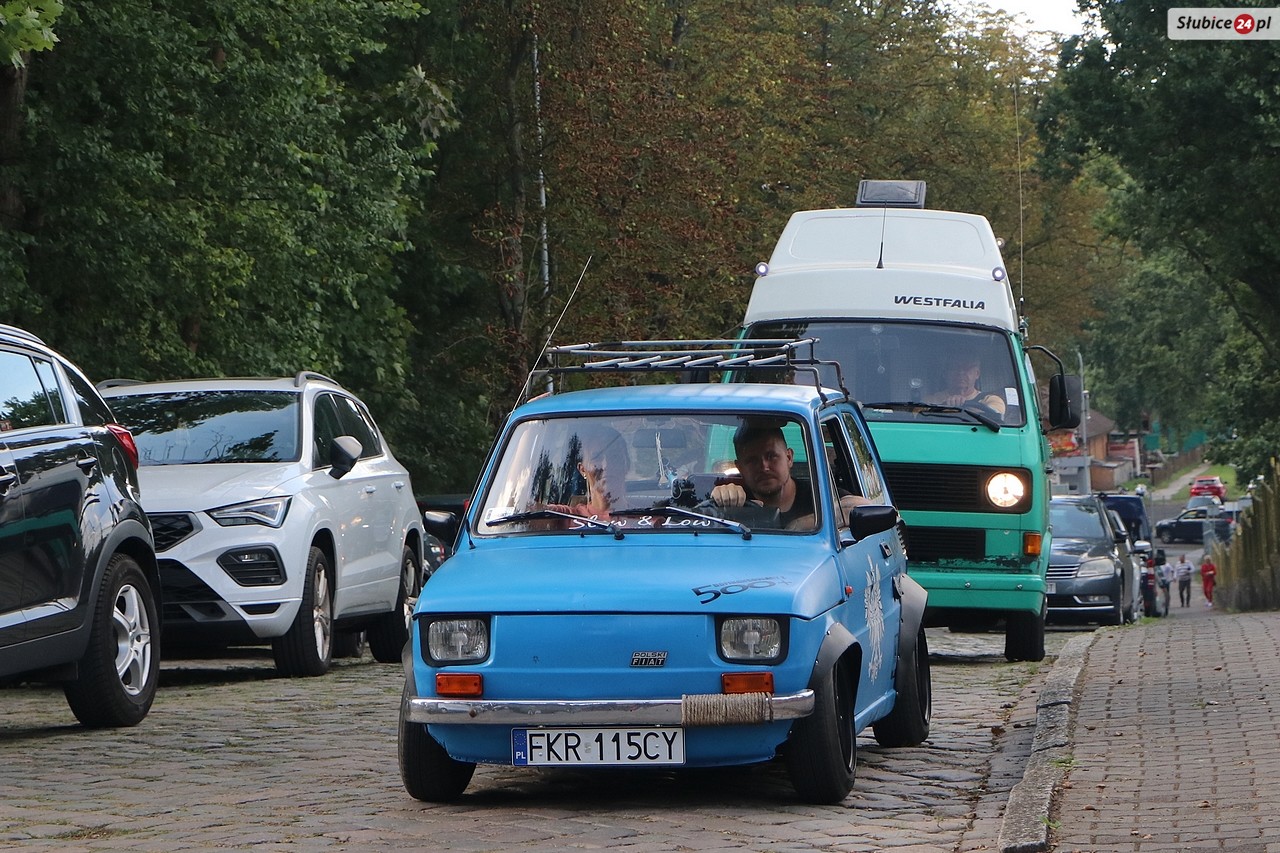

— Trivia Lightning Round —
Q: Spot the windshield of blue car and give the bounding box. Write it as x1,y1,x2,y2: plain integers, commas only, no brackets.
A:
474,411,818,536
741,320,1026,427
106,390,302,464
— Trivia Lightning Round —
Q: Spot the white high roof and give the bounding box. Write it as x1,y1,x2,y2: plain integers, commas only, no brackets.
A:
745,207,1020,332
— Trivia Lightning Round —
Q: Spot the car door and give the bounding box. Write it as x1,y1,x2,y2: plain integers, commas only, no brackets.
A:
0,349,97,638
0,442,26,642
825,411,899,702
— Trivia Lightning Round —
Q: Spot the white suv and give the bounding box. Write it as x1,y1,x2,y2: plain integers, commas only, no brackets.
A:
102,373,425,677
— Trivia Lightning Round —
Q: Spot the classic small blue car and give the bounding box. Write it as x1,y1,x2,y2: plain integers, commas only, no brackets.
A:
400,341,931,804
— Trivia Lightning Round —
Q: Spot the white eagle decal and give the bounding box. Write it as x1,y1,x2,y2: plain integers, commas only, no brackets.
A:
864,556,886,681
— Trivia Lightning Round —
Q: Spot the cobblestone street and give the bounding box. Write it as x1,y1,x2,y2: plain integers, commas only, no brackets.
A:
0,629,1075,852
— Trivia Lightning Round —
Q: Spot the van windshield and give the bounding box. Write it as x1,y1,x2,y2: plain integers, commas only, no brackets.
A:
744,320,1026,427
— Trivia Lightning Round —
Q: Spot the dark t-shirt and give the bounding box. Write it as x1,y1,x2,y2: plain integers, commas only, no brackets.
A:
778,481,816,529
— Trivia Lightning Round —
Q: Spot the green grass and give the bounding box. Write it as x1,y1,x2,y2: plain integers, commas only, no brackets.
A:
1120,463,1241,502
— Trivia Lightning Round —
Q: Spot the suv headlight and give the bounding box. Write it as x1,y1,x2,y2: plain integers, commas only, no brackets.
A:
426,618,489,663
718,617,784,662
208,496,292,528
1077,558,1116,578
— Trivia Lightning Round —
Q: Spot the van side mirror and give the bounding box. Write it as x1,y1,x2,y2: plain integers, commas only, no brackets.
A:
1048,374,1083,430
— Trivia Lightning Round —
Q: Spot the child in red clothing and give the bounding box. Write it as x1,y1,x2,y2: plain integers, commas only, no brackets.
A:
1200,555,1217,607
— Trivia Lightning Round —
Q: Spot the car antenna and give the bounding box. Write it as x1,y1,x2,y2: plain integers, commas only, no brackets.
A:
517,254,592,411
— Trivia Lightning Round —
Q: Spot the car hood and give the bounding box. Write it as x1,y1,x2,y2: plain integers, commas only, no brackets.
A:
136,463,302,511
1049,538,1113,566
417,538,847,618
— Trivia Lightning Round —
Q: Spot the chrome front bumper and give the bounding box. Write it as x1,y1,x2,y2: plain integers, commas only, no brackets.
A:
404,689,815,727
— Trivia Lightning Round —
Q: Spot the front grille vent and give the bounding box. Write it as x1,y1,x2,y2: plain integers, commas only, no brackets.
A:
149,513,198,552
882,462,1031,514
903,526,986,563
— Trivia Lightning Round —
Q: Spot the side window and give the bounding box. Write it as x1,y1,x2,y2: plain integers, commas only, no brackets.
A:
312,393,343,469
820,418,862,526
334,395,381,459
63,365,111,426
840,411,886,503
0,350,60,431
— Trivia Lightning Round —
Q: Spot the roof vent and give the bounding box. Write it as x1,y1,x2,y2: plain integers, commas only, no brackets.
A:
855,180,927,209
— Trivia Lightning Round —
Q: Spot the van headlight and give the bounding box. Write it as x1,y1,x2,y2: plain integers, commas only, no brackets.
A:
425,618,490,663
986,472,1027,509
718,617,784,662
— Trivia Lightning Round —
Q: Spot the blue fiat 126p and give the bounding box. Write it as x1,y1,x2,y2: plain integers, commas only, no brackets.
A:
399,340,931,804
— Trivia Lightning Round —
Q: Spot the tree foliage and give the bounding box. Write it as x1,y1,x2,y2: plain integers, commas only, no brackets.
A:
0,0,1118,492
1039,0,1279,473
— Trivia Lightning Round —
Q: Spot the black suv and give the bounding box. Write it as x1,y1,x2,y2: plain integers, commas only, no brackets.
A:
0,324,160,726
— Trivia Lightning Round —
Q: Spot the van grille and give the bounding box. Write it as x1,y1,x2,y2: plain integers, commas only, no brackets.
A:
882,462,1030,514
903,527,986,563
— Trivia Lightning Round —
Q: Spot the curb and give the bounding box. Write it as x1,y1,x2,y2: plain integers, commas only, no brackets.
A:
995,632,1097,853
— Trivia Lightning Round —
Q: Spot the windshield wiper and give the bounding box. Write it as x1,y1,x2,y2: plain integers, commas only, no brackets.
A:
860,401,1001,433
612,505,753,540
484,509,624,539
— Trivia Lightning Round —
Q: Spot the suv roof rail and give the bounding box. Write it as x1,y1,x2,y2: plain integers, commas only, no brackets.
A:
526,338,848,404
96,378,147,390
0,323,47,346
295,370,340,388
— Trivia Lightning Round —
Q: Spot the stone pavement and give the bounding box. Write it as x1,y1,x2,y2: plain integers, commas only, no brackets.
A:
1004,577,1280,852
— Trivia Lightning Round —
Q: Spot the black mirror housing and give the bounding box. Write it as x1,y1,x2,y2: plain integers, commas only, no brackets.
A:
1049,374,1083,430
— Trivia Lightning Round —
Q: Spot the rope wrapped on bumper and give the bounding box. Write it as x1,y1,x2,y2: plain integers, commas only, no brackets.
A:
681,692,773,726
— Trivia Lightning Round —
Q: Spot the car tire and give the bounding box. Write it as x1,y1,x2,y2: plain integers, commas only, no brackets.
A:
785,661,856,804
273,546,333,677
332,630,367,659
1159,530,1174,544
1004,607,1045,662
399,684,475,801
368,545,420,664
872,628,932,747
63,554,159,728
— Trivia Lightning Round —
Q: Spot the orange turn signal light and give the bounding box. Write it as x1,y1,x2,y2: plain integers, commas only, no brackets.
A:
1023,531,1042,557
436,673,483,697
722,672,774,695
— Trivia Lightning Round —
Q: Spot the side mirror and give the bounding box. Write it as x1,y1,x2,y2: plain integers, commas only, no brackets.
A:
850,504,900,540
328,435,361,479
423,509,461,548
1048,374,1083,430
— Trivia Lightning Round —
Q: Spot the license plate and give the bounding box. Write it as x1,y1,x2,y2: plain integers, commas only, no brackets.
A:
1046,582,1056,594
512,727,685,766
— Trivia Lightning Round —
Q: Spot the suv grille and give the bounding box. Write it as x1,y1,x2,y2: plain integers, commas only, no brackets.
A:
150,513,198,552
882,462,1030,514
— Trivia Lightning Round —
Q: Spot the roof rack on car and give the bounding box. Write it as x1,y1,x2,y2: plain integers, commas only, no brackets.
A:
526,338,848,404
96,378,147,390
0,324,47,346
294,370,340,388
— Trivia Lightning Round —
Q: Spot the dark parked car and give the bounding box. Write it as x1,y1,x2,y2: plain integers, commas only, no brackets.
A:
1048,495,1139,626
0,324,160,726
1155,507,1230,544
1100,492,1153,544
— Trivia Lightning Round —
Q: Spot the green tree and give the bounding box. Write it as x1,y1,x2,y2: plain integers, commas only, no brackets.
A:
0,0,450,473
1039,0,1280,471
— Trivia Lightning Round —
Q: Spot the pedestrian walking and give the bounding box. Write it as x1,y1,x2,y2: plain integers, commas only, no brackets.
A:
1175,554,1194,607
1201,553,1217,608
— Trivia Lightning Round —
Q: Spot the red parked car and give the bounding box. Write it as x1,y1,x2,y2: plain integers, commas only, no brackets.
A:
1189,476,1227,500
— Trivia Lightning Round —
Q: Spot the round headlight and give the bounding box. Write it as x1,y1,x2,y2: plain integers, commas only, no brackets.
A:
986,472,1026,509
